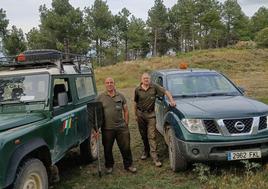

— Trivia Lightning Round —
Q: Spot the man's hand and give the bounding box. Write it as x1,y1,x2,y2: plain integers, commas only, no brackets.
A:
165,91,176,107
169,99,176,107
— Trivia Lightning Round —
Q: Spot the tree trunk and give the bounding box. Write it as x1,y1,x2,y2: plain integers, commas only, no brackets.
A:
115,37,118,63
180,34,184,52
125,37,128,61
153,29,157,57
199,24,202,50
216,31,219,48
192,30,195,51
176,36,181,52
99,39,102,66
96,38,100,66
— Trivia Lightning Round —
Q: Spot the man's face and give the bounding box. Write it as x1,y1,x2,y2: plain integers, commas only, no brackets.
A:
141,74,151,85
105,78,115,92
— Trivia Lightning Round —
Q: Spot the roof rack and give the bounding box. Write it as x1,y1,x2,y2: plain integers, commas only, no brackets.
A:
0,49,92,74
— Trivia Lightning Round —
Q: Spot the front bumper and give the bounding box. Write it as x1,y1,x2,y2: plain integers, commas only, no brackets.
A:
177,137,268,161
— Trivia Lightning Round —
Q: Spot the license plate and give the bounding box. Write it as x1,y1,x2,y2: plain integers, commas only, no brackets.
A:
227,150,262,161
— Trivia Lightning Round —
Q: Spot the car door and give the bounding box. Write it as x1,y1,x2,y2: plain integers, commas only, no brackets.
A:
51,77,79,161
154,74,166,134
74,75,97,140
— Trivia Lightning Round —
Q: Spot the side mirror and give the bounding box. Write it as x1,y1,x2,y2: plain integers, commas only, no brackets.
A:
238,87,245,94
58,92,68,107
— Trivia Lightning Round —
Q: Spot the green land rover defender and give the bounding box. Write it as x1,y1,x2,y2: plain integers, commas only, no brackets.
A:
0,50,102,189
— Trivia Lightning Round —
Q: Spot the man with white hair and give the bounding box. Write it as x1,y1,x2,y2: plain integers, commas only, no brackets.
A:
134,73,176,167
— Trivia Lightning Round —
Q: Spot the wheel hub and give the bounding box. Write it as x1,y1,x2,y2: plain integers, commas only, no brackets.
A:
23,173,42,189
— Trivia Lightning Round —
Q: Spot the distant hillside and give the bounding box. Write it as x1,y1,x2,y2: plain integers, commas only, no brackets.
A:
95,48,268,101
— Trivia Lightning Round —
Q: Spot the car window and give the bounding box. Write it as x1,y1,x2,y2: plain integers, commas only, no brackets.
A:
156,76,163,86
167,72,240,96
53,78,72,107
75,76,95,99
0,74,49,102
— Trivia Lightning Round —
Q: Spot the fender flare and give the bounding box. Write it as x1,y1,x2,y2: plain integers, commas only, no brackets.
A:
163,111,179,129
163,111,184,140
3,138,49,188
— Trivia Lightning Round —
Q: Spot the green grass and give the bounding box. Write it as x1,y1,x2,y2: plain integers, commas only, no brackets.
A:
54,48,268,189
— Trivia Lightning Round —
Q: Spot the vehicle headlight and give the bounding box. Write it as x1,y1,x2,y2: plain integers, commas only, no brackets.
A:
181,119,206,134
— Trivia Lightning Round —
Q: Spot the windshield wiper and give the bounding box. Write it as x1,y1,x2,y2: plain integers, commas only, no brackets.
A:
174,93,238,98
208,92,238,96
0,100,21,105
175,94,201,98
0,99,45,105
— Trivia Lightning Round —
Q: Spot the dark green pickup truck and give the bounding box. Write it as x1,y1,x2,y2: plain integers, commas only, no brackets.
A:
0,50,101,189
152,69,268,172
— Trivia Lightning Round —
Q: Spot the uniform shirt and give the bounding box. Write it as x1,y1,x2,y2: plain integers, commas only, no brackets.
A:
134,83,165,112
97,91,127,129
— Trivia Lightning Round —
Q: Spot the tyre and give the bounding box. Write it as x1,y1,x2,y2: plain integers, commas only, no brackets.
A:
13,158,48,189
80,126,98,164
167,127,188,172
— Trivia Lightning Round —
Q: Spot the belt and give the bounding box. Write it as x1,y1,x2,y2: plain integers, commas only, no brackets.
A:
137,108,154,113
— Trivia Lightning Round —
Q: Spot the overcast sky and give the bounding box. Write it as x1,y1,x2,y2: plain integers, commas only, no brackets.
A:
0,0,268,33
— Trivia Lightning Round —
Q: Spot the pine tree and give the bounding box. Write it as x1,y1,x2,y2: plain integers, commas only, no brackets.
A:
85,0,113,65
251,7,268,35
147,0,169,56
3,26,27,55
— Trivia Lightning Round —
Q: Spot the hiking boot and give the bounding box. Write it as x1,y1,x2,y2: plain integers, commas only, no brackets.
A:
106,167,113,174
140,151,149,160
154,160,162,167
125,166,137,173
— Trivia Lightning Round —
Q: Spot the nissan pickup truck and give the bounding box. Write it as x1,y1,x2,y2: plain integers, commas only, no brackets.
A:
152,68,268,171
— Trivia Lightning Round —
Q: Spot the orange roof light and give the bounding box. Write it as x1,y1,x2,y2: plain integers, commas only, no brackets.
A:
179,62,188,69
17,53,26,62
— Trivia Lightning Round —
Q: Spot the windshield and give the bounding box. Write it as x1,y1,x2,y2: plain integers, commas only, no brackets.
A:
167,72,241,97
0,74,49,103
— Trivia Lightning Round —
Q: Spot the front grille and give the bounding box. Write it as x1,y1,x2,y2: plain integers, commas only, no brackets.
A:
223,118,253,134
203,120,219,134
259,116,267,130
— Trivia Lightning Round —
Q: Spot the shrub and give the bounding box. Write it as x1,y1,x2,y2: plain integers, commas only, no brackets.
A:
255,27,268,47
234,41,257,49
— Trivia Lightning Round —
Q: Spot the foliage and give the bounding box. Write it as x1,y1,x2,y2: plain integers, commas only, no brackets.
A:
234,41,257,49
128,16,150,59
85,0,113,66
4,0,268,66
255,27,268,47
3,26,27,55
193,163,211,183
115,8,131,61
223,0,251,44
27,27,55,49
195,0,224,49
251,7,268,35
147,0,169,56
241,160,262,179
0,8,9,38
27,0,88,54
169,0,196,52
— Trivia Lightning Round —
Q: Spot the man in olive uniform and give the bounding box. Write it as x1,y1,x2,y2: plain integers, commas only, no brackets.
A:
97,77,136,174
134,73,176,167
